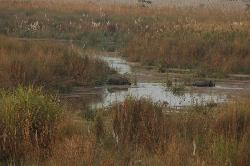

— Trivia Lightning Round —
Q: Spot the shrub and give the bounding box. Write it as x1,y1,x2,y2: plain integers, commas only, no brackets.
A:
0,86,63,163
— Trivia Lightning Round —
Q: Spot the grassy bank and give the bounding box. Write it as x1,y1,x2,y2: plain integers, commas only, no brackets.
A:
0,88,249,165
123,23,250,76
0,36,113,91
2,95,248,165
83,97,249,165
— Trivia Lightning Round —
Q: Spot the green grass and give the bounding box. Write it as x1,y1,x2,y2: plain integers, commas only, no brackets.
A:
0,86,64,163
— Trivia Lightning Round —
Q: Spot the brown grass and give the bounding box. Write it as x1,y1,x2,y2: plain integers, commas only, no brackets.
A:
110,97,250,165
124,31,250,75
112,97,165,152
0,36,113,90
0,90,249,165
0,87,63,163
0,1,249,165
0,0,249,75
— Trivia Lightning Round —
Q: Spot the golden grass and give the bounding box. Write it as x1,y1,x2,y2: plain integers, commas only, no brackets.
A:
0,1,249,165
0,89,249,165
44,97,250,165
0,36,113,90
1,0,249,74
110,97,250,165
123,28,250,74
1,1,250,75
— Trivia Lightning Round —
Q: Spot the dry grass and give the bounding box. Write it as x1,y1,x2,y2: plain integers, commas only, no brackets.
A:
110,97,250,165
44,97,249,165
112,97,165,152
0,86,63,163
1,0,249,75
124,28,250,75
0,36,113,90
0,1,249,165
0,90,249,165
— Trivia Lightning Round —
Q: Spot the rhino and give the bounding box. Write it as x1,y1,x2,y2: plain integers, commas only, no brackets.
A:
106,74,131,85
193,80,215,87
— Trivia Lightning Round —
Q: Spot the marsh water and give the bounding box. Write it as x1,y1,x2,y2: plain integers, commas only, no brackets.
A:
64,53,250,109
94,55,227,107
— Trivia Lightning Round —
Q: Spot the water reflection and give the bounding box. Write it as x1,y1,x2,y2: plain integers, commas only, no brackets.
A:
92,83,227,108
87,55,229,108
97,56,131,74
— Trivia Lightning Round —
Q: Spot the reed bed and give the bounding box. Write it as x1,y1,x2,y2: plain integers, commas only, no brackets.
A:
0,0,249,75
0,86,64,163
0,1,249,165
124,28,250,75
110,97,250,165
0,36,113,90
45,97,250,165
0,91,249,165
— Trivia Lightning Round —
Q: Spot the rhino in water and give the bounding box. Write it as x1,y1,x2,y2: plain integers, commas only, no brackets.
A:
106,74,131,85
193,80,215,87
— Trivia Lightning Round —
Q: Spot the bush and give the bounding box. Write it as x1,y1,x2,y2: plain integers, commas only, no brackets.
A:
0,86,63,163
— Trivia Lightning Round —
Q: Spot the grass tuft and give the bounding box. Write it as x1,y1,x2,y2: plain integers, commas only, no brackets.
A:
0,86,63,163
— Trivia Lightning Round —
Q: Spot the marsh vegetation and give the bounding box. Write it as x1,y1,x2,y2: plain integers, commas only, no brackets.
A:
0,0,249,165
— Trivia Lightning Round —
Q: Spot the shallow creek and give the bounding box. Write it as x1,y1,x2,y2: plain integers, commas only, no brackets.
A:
64,53,250,109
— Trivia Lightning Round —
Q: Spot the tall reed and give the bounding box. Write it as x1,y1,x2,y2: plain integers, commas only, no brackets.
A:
0,86,64,163
0,36,113,90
